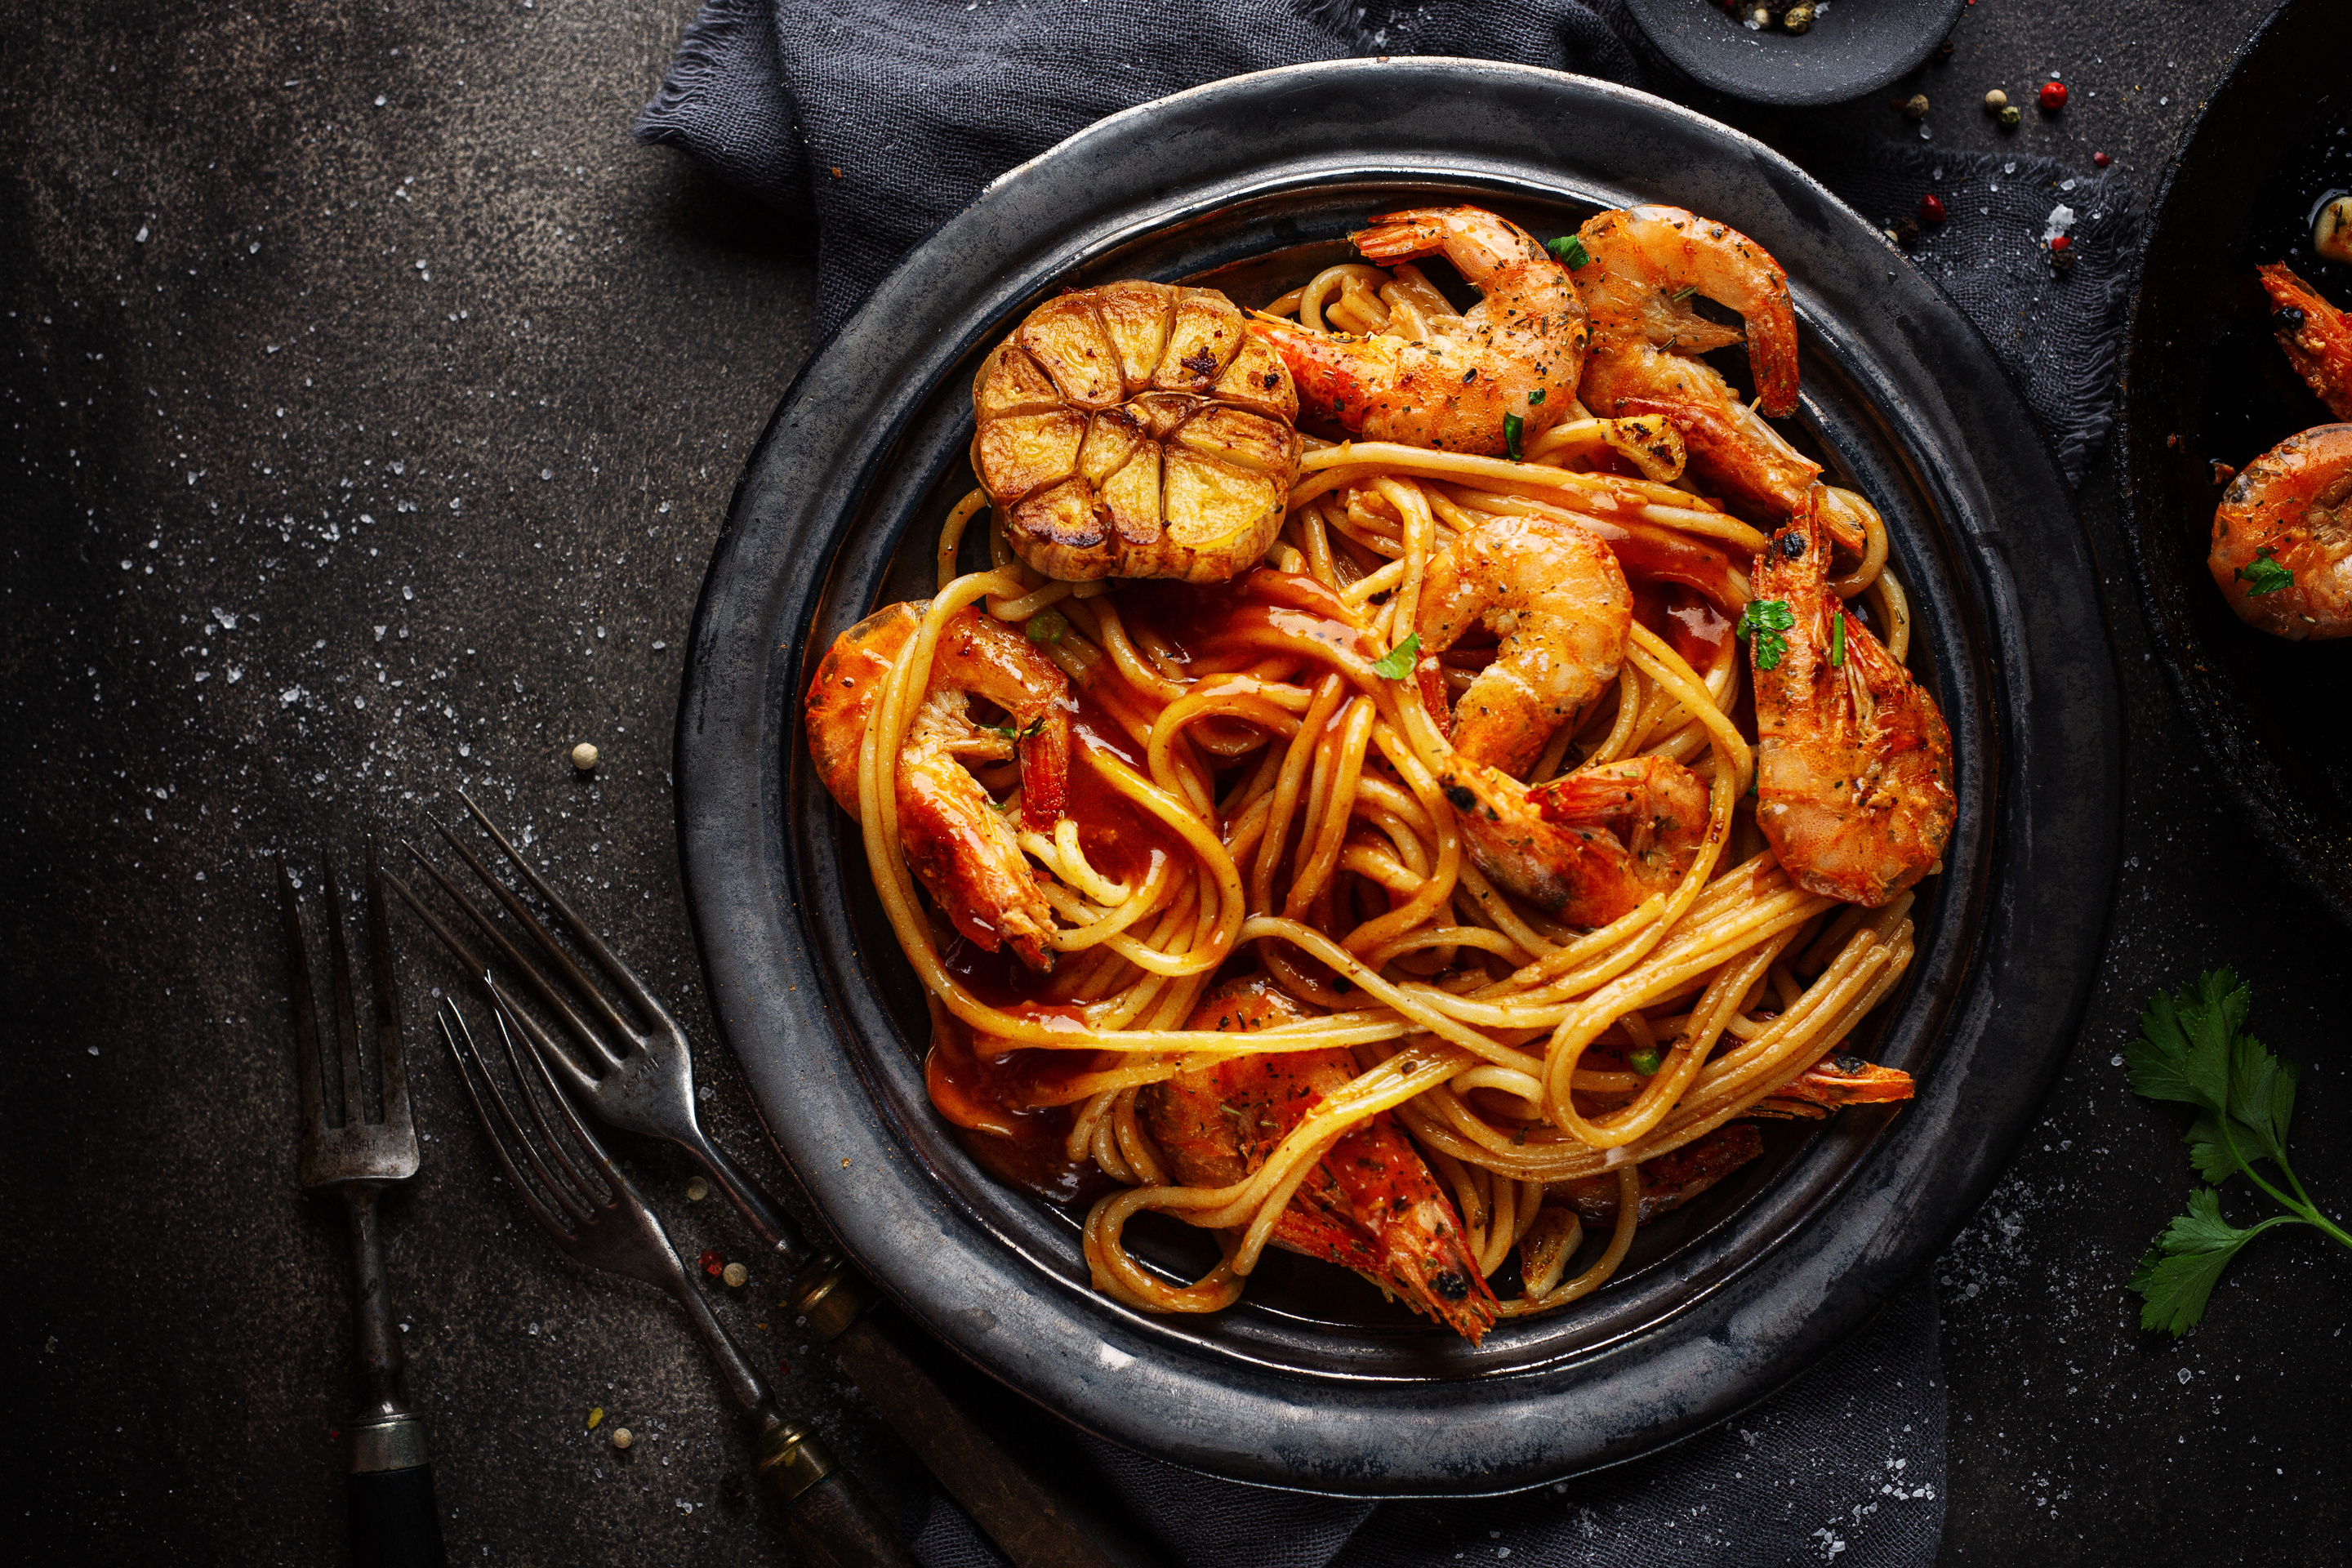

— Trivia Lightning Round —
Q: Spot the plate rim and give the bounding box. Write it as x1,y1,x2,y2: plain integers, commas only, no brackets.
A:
675,56,2122,1493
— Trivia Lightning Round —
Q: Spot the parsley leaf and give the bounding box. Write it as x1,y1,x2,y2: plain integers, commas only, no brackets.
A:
2127,1189,2274,1337
987,716,1046,743
1547,235,1592,269
1371,632,1421,680
2123,969,2350,1335
1829,613,1846,669
1738,598,1795,671
2234,546,2294,596
1503,412,1525,462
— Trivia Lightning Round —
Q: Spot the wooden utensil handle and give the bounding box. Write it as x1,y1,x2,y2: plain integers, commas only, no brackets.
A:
778,1471,919,1568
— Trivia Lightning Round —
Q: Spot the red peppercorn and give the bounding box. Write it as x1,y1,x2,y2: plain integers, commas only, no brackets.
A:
1917,194,1946,227
777,1359,793,1379
699,1248,724,1276
2039,81,2068,111
2093,151,2111,168
2049,234,2072,252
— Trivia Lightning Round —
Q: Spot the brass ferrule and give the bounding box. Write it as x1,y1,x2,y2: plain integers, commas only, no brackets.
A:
754,1417,836,1501
785,1250,875,1342
347,1414,430,1475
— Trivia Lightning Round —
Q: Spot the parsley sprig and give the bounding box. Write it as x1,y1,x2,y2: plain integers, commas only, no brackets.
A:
1371,632,1421,681
1547,235,1591,269
1738,598,1795,671
2123,969,2351,1335
2234,546,2294,597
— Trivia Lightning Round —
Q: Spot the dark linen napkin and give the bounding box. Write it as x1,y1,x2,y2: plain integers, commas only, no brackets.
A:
630,2,2126,1560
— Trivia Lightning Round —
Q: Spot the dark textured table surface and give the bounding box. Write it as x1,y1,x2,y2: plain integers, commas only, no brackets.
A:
7,2,2347,1563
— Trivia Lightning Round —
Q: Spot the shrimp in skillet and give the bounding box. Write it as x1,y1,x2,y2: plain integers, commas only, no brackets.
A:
807,602,1071,969
1749,489,1954,907
1250,205,1589,457
1138,973,1500,1341
1570,206,1828,528
2208,423,2352,639
2258,262,2352,421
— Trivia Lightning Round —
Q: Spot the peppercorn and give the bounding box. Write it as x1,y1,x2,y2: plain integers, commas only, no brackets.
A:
2093,151,2111,168
1889,216,1922,249
722,1261,749,1288
1936,37,1955,62
569,741,599,772
1902,93,1931,121
1918,194,1946,226
1998,105,2022,130
699,1247,724,1277
2039,81,2068,111
1982,89,2008,111
684,1177,708,1201
2049,236,2076,274
611,1427,634,1450
1783,3,1814,33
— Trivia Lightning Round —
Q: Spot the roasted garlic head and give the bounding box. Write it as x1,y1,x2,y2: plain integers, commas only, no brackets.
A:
970,281,1302,582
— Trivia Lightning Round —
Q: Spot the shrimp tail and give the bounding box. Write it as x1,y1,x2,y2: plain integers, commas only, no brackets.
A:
1609,395,1824,527
1246,317,1387,435
1351,209,1457,265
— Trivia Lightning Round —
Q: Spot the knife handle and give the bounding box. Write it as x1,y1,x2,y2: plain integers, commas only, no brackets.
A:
757,1416,917,1568
345,1419,448,1568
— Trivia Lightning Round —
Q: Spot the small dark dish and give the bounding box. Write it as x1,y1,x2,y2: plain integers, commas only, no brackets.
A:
678,61,2118,1491
1623,0,1964,108
2119,0,2352,926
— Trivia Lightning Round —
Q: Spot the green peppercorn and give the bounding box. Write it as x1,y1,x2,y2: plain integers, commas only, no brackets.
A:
1025,608,1069,645
1902,93,1931,121
1998,105,2022,130
1783,4,1814,33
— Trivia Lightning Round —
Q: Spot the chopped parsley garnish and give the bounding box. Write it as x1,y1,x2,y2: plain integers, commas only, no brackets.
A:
1628,1046,1664,1076
1670,283,1698,302
1547,234,1592,269
1528,388,1546,405
2235,546,2294,597
1737,598,1795,671
1371,632,1421,680
2123,969,2351,1335
1503,412,1525,461
1829,612,1846,669
987,716,1046,742
1025,608,1068,645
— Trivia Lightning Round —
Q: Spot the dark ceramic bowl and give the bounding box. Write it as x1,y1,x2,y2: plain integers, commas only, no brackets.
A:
2119,0,2352,928
1624,0,1965,107
677,60,2118,1492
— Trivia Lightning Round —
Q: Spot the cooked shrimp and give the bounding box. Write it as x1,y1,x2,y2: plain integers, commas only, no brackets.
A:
2208,423,2352,639
806,601,1071,969
1437,754,1710,928
1571,205,1820,523
1750,490,1954,907
1249,205,1588,457
1139,974,1499,1341
2258,262,2352,421
1746,1054,1916,1119
1415,510,1633,777
1552,1123,1763,1224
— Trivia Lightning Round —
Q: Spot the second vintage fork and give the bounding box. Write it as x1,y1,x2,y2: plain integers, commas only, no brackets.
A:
390,791,1134,1568
278,845,449,1568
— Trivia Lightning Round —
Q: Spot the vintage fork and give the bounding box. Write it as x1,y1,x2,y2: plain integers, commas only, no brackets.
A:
434,996,912,1568
388,791,1130,1568
278,845,449,1568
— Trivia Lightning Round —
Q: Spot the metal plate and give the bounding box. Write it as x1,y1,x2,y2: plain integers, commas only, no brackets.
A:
2118,0,2352,928
677,60,2118,1493
1621,0,1965,109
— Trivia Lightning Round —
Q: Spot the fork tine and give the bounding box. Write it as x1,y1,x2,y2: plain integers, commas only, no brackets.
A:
439,1000,595,1230
403,840,626,1079
485,973,603,1100
484,999,608,1211
430,814,643,1049
365,837,413,1136
457,786,681,1035
277,861,327,1142
322,856,367,1128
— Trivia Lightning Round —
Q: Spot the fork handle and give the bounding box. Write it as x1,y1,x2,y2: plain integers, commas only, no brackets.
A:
346,1418,448,1568
758,1416,916,1568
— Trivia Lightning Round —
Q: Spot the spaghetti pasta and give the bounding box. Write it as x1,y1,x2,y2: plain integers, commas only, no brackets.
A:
805,233,1944,1343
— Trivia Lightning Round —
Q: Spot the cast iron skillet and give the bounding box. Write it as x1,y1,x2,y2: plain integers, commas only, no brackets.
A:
2119,0,2352,928
676,60,2119,1493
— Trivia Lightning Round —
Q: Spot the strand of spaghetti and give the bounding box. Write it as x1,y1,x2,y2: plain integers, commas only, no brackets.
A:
1538,883,1834,1128
988,578,1076,621
1374,474,1436,639
1250,674,1347,920
1285,697,1377,920
1241,915,1537,1067
1825,486,1889,599
1625,623,1752,793
1867,566,1913,663
935,489,989,591
1088,595,1191,705
1340,719,1464,956
1292,442,1651,512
